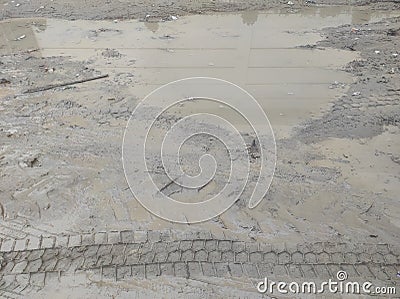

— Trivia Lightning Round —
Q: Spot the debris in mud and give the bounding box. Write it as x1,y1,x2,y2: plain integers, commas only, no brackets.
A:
344,43,356,51
297,44,317,49
329,81,346,89
18,153,41,168
35,5,45,12
159,34,174,39
44,67,55,73
248,139,261,160
360,202,373,214
5,129,18,137
390,155,400,165
89,28,122,39
15,34,26,41
101,48,122,58
0,202,4,219
0,78,11,84
386,28,399,36
23,74,109,93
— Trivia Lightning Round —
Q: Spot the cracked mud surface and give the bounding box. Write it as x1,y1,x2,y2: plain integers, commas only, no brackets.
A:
0,1,400,298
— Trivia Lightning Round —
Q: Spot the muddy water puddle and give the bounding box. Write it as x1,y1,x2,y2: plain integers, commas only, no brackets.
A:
1,7,399,137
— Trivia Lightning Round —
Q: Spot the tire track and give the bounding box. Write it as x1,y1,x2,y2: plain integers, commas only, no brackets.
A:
0,230,399,296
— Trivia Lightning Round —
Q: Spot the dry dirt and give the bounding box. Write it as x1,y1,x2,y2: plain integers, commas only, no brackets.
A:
0,0,399,298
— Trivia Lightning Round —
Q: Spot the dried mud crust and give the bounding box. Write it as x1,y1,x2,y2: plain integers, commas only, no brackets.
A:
0,230,399,297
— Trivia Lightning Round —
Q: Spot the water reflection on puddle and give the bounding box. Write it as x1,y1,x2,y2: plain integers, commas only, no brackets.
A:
1,7,398,136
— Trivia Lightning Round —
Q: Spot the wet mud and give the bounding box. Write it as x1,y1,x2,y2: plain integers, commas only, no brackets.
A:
0,2,399,298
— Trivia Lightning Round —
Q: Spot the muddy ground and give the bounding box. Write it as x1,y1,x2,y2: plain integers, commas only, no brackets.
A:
1,0,400,20
0,0,399,298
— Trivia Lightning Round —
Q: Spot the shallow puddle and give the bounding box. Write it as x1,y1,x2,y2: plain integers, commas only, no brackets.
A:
1,7,399,136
